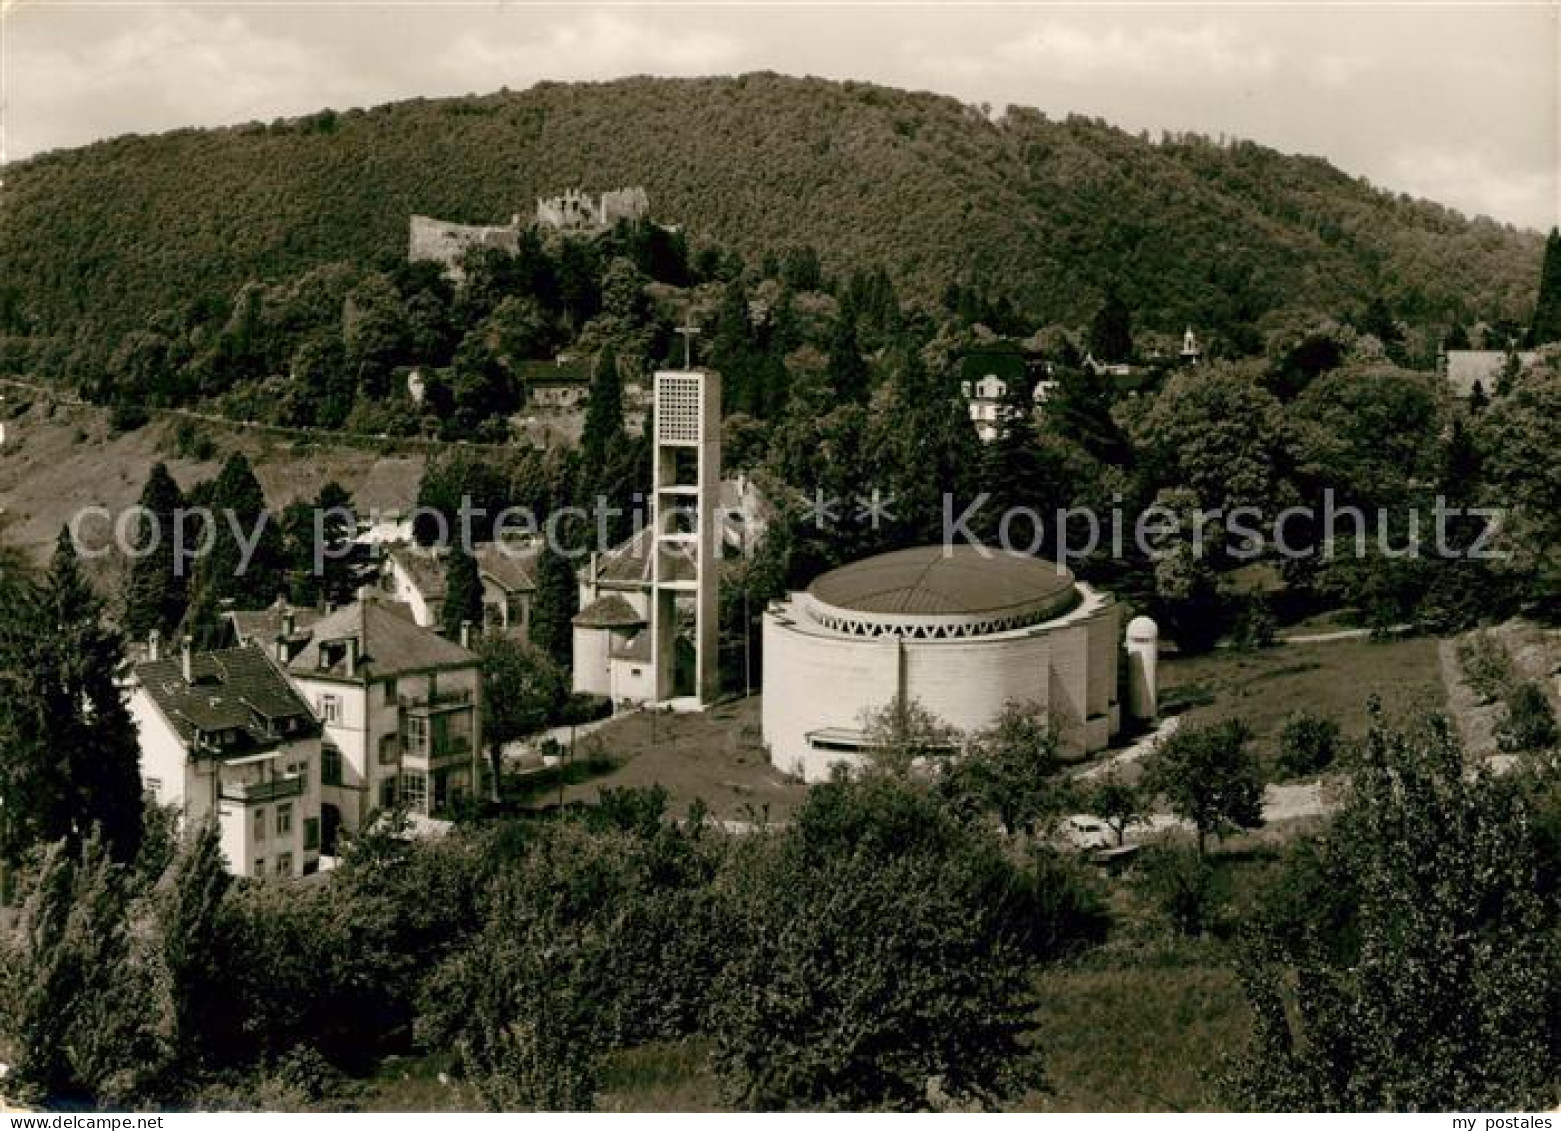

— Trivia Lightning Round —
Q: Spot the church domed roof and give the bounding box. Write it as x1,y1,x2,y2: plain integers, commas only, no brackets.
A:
807,545,1076,630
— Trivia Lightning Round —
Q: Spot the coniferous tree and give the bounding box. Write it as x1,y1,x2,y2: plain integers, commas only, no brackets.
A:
1528,228,1561,346
827,304,871,404
580,346,624,480
0,532,145,866
153,822,230,1067
0,835,169,1106
528,544,578,668
195,453,284,610
283,482,357,608
441,547,484,642
1088,286,1134,364
123,462,188,642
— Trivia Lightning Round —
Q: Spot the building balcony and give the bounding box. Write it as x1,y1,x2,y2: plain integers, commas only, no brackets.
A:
402,734,474,768
399,688,474,715
219,772,304,804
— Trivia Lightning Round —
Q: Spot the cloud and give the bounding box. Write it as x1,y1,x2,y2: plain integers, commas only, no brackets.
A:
977,19,1278,85
432,11,744,90
1385,144,1557,232
4,4,364,158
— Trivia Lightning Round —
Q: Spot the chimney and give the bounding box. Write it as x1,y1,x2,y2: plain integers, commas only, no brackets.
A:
460,620,473,650
274,636,289,665
180,636,194,684
345,637,359,678
282,609,296,637
147,629,161,663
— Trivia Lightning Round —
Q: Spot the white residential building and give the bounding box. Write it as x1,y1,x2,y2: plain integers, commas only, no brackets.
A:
130,640,323,878
282,599,483,843
382,543,538,635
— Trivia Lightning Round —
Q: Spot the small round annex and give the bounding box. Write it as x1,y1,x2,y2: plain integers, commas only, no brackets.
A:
761,545,1139,782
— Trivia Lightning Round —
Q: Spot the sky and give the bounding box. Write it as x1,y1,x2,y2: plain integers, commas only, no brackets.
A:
3,1,1557,232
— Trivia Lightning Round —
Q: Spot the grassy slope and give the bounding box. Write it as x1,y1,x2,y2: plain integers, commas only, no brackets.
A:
1160,636,1447,773
0,399,425,561
2,74,1541,342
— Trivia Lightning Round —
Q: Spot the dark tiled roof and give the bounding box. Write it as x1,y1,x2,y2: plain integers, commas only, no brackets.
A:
476,543,538,592
134,644,317,752
593,526,656,586
286,599,477,681
388,545,448,601
573,594,646,629
227,600,325,647
389,543,538,599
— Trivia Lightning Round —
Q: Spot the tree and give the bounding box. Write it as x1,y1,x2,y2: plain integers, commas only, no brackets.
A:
1142,719,1264,856
528,543,578,668
1479,361,1561,604
943,701,1065,835
153,822,231,1068
580,345,624,479
710,777,1047,1110
1529,227,1561,346
1133,363,1293,516
1225,713,1560,1110
195,452,285,610
0,530,144,866
826,304,870,404
1088,286,1133,364
123,462,189,642
312,481,357,607
477,632,565,800
0,836,170,1106
1078,770,1146,846
860,695,959,780
440,547,483,643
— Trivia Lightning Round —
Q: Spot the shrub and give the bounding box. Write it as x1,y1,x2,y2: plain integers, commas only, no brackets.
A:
171,418,216,460
1230,593,1278,650
1134,842,1224,937
1457,631,1515,703
108,402,149,433
556,691,613,727
1276,710,1342,779
1497,682,1559,753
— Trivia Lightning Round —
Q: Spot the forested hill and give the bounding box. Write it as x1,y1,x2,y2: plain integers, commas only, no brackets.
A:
0,72,1542,339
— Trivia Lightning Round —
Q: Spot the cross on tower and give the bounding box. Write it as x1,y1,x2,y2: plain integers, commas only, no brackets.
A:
674,321,701,370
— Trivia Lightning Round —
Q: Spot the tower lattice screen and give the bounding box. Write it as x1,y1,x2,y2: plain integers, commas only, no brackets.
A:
656,374,703,444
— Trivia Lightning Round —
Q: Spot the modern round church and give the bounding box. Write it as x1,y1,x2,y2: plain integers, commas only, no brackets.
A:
762,544,1150,782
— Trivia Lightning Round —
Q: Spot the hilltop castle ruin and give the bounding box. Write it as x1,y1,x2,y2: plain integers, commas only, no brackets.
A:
534,187,649,232
408,187,650,277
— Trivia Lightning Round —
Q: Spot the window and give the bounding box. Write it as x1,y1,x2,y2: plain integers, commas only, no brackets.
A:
252,858,265,878
320,694,341,724
379,776,398,809
253,806,267,844
145,777,162,798
383,678,397,706
379,732,400,766
401,770,428,812
276,853,293,877
303,817,320,852
321,744,343,786
276,802,293,837
402,715,428,757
